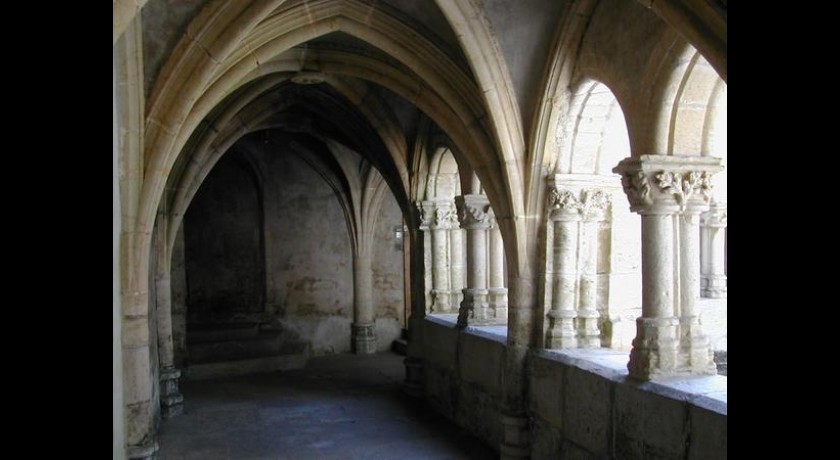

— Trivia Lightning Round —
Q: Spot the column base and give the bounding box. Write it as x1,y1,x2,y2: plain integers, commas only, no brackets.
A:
160,368,184,418
403,356,424,397
701,275,727,298
448,289,464,313
577,308,601,348
627,317,680,381
471,289,490,323
457,288,493,328
678,316,718,375
546,309,578,348
431,289,453,313
128,440,159,460
352,322,377,355
500,414,530,459
487,287,509,324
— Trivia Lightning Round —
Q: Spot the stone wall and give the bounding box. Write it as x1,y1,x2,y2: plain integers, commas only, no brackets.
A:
180,144,405,358
422,317,727,459
184,152,265,322
421,316,505,449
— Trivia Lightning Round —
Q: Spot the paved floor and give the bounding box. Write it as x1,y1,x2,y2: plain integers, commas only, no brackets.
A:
158,351,498,459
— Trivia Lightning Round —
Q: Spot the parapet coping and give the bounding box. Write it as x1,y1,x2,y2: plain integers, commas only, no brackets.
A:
423,314,727,416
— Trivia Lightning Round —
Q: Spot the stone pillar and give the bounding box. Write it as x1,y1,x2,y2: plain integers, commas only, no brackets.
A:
678,202,717,374
352,252,377,354
404,224,426,397
455,194,492,328
154,223,184,419
701,201,727,298
449,223,466,312
578,190,609,348
545,188,581,348
544,180,609,348
417,201,434,313
614,155,721,380
487,212,509,322
431,202,455,312
160,368,184,418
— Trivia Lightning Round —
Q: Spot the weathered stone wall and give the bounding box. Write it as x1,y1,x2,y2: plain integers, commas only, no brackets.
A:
184,151,265,323
529,350,727,459
259,149,355,355
180,143,405,357
372,194,406,350
422,317,727,459
422,316,506,450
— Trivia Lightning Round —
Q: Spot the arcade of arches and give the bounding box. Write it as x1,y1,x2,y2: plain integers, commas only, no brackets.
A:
113,0,727,458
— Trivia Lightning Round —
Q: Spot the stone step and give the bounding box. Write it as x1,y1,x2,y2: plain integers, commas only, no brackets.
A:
391,338,408,355
188,331,285,364
185,340,310,380
187,322,260,343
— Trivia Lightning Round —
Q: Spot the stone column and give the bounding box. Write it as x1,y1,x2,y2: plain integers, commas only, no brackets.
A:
449,222,466,312
701,201,727,298
352,251,377,354
578,190,610,348
678,201,717,374
417,201,434,313
431,202,455,312
487,211,509,323
614,155,721,380
153,219,184,419
545,187,581,348
404,224,426,397
455,194,492,328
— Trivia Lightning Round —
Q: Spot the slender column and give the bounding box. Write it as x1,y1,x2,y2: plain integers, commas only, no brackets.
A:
578,190,609,347
449,224,466,312
701,201,727,298
455,194,492,328
678,203,717,373
487,211,508,323
417,201,434,313
545,188,581,348
352,251,376,354
403,224,426,397
153,217,184,419
430,202,455,312
614,155,722,380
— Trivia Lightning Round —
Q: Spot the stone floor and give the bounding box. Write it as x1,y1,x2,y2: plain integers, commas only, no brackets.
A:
158,351,498,459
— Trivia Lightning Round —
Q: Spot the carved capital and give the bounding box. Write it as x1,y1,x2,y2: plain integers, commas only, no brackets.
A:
613,155,723,215
455,194,492,229
656,170,714,210
432,203,458,229
701,201,727,228
547,186,611,221
581,189,611,220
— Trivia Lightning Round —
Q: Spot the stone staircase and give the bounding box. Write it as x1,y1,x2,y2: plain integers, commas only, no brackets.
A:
184,322,310,380
391,328,409,355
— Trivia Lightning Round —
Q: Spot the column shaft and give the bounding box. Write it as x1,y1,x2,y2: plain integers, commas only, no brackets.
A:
353,252,376,354
488,224,508,322
431,225,451,312
679,210,716,374
546,217,579,348
577,217,601,347
449,227,465,311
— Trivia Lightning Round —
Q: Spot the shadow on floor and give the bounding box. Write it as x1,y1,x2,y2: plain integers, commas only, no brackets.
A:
158,351,498,460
